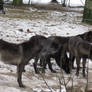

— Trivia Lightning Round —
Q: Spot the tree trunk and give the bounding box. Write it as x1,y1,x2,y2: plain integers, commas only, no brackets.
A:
0,0,4,4
62,0,66,7
83,0,92,24
51,0,58,3
28,0,30,5
13,0,23,6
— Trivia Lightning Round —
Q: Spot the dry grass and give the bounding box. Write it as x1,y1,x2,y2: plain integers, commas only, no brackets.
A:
0,5,50,20
0,4,83,21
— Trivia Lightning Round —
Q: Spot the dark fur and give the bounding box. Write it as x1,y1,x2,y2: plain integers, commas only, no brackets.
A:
68,36,92,77
79,31,92,42
33,36,59,73
47,36,70,73
36,36,70,74
38,31,92,74
33,36,62,73
71,31,92,69
0,35,48,87
39,31,92,74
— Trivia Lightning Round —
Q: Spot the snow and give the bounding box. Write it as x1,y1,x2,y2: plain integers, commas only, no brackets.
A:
0,1,92,92
68,0,85,6
28,0,85,6
5,0,86,6
30,0,85,6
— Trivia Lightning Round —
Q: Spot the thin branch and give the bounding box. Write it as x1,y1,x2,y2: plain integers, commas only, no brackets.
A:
40,73,53,92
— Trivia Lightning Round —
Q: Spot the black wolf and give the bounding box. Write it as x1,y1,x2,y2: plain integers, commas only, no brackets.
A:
0,35,49,87
33,37,62,74
34,31,92,74
71,31,92,69
33,36,58,74
35,36,70,74
68,36,92,77
40,31,92,73
47,36,70,73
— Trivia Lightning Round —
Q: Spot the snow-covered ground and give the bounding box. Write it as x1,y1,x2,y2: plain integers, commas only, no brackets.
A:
23,0,85,6
5,0,85,6
0,3,92,92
